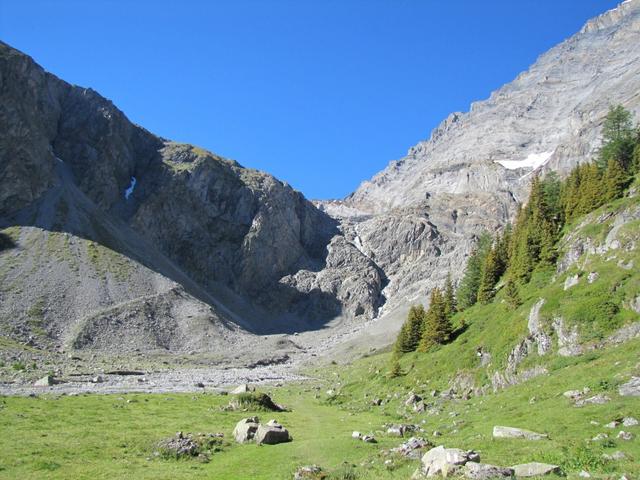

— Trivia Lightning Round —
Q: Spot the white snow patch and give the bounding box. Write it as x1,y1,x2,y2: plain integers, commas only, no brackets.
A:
124,176,137,200
495,151,554,170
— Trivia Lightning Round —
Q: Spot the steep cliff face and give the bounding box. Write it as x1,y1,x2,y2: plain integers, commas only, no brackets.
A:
0,40,381,354
317,0,640,333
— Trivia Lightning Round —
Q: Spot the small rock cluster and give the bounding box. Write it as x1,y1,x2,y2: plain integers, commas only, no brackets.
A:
155,431,224,462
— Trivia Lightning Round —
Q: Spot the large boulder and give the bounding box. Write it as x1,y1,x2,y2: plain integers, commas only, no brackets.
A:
511,462,560,477
230,384,255,395
492,426,548,440
420,445,480,477
464,462,514,479
34,375,55,387
233,417,260,443
255,419,291,445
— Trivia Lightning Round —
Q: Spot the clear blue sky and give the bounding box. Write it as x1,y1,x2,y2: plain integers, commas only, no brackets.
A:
1,0,620,199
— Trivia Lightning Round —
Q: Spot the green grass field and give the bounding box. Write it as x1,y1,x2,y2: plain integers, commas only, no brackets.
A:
1,335,638,479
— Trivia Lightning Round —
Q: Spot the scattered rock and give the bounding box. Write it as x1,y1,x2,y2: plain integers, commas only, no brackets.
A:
602,451,626,461
294,465,325,480
619,377,640,396
564,274,579,290
419,445,480,477
390,437,432,459
230,384,255,395
592,433,608,441
463,462,514,479
622,416,638,427
255,419,291,445
405,392,423,406
492,426,548,440
91,375,104,383
617,430,633,440
352,431,361,439
579,471,591,478
605,421,620,428
34,375,55,387
195,382,205,388
575,394,610,407
511,462,560,477
156,431,224,461
587,272,599,283
371,398,382,406
361,435,377,443
233,417,260,443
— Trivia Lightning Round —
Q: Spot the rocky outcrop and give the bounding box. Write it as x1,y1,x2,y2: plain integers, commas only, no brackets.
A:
418,445,480,477
254,419,291,445
511,463,560,477
492,426,548,441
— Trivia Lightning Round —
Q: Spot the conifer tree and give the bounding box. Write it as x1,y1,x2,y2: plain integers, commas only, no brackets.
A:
603,157,629,201
477,243,500,304
418,288,452,351
598,105,635,170
443,273,457,318
504,278,521,310
456,232,492,311
393,305,426,354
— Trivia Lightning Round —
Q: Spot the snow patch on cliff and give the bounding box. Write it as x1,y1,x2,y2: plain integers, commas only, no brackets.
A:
495,151,554,171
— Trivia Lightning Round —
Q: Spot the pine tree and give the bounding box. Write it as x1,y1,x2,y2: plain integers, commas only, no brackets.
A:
603,157,629,201
456,232,492,310
495,225,511,276
443,273,457,318
393,304,426,354
388,357,402,378
598,105,635,170
418,288,452,351
477,243,500,304
504,278,521,310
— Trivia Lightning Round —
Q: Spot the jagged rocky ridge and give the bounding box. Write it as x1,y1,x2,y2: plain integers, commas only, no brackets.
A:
1,1,640,358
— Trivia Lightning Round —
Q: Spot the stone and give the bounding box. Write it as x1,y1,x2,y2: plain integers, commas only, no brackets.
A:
420,445,480,477
579,471,591,478
387,425,407,437
294,465,325,480
563,390,583,400
232,417,260,443
34,375,55,387
622,416,638,427
405,392,422,406
492,426,548,440
619,377,640,396
230,384,254,395
592,433,608,441
361,435,377,443
91,375,104,383
602,451,626,461
617,430,633,440
351,431,361,439
195,382,205,388
574,394,610,407
564,274,579,290
391,437,432,459
511,462,560,477
587,272,599,283
605,421,620,428
463,462,514,479
255,420,291,445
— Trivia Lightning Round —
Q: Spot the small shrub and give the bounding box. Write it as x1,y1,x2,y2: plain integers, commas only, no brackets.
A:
11,362,25,371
